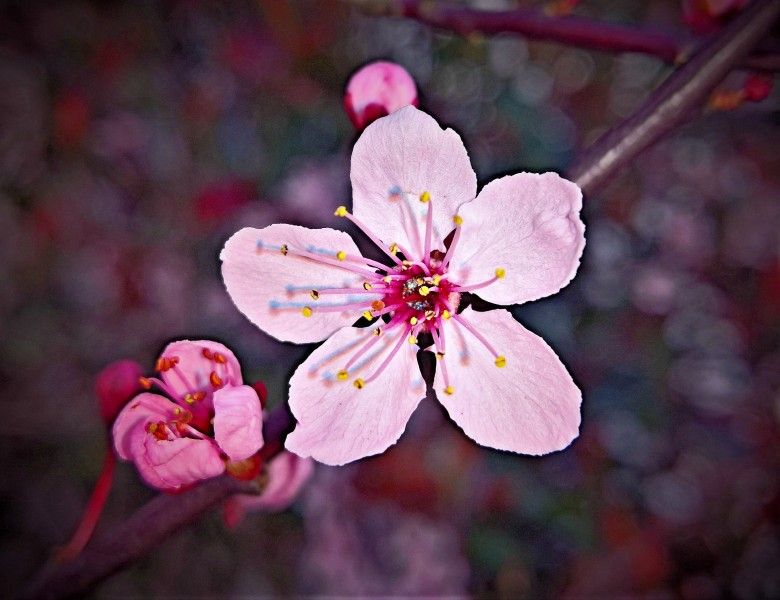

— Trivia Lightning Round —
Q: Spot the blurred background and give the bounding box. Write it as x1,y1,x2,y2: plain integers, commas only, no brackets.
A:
1,0,779,597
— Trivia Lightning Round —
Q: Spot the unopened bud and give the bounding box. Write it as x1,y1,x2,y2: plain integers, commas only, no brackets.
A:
343,61,418,132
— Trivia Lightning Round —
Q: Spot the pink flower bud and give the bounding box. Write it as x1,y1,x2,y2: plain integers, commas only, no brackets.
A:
343,61,418,132
95,359,144,425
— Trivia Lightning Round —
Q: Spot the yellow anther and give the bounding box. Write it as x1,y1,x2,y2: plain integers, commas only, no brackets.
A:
310,290,320,300
444,386,454,395
334,206,348,217
403,260,412,266
363,282,372,290
410,317,418,325
425,310,435,320
337,370,349,381
420,191,431,203
382,276,392,283
495,268,506,279
148,422,158,433
173,407,182,415
184,393,195,404
495,355,507,368
442,310,451,319
373,328,382,336
302,306,313,318
432,275,442,285
436,352,445,360
336,250,347,261
419,286,430,296
363,310,373,321
408,335,418,345
353,378,365,389
453,215,463,226
280,244,288,256
389,243,399,255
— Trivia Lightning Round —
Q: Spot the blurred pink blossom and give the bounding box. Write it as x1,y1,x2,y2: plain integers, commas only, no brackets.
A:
224,451,315,527
112,340,263,490
222,106,584,465
343,61,418,131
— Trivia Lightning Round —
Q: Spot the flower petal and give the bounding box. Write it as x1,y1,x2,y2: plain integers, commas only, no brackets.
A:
212,385,264,461
285,324,426,465
159,340,243,398
112,393,173,461
432,307,581,455
451,172,584,305
351,106,477,259
221,224,369,343
228,452,315,522
139,436,225,489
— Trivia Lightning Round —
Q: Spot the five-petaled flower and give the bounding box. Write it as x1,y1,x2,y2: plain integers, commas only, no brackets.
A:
112,340,264,490
221,106,585,466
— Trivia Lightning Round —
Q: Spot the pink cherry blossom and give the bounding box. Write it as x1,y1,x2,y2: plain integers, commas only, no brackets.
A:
343,61,418,131
221,106,585,466
224,451,315,527
112,340,264,490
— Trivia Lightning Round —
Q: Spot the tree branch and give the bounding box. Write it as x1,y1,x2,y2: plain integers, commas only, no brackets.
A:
567,0,780,195
17,405,295,600
392,0,779,72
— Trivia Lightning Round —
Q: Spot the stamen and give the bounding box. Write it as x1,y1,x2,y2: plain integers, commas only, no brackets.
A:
210,372,223,387
495,355,507,368
441,219,463,270
312,286,387,297
452,312,501,359
362,325,413,384
139,377,152,389
303,300,376,314
339,210,403,265
337,370,349,380
353,378,365,389
202,348,213,360
452,269,505,293
213,353,227,364
343,328,384,372
423,194,433,266
281,246,380,279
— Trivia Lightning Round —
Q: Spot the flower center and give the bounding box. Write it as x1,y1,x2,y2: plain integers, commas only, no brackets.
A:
264,190,507,393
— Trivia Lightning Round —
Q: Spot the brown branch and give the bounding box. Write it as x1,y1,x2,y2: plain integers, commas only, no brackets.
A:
567,0,780,195
17,405,296,600
393,0,779,72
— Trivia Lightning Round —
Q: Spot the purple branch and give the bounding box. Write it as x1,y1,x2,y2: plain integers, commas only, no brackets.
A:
568,0,780,195
395,0,779,72
17,405,295,600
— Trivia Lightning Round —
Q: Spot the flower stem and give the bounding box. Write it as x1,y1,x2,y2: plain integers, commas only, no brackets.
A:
17,405,294,600
567,0,780,195
395,0,779,72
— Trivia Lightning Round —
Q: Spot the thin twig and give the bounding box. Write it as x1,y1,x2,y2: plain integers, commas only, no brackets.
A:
393,0,779,72
568,0,780,195
17,405,295,600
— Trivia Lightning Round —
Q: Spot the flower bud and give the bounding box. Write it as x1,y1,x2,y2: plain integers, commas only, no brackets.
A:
343,61,418,132
95,359,144,425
